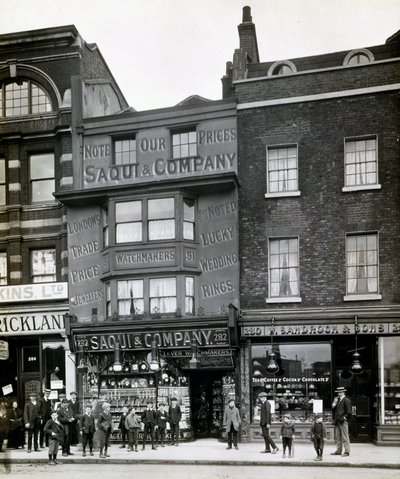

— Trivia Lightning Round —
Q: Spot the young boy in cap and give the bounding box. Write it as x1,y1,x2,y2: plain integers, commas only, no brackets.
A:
156,403,168,447
280,413,295,458
168,397,182,446
97,402,112,458
310,414,326,461
331,387,352,457
44,410,64,465
81,404,95,456
223,398,241,450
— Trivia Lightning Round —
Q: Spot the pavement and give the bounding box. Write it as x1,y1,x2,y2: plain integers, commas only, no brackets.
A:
1,439,399,469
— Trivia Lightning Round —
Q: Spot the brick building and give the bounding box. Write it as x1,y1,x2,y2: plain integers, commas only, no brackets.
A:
223,7,400,445
0,26,128,405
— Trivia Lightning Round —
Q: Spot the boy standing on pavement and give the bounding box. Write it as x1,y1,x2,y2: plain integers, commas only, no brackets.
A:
141,401,158,450
156,403,168,447
168,397,182,446
310,414,326,461
97,402,113,458
44,410,64,465
81,404,95,457
223,398,241,450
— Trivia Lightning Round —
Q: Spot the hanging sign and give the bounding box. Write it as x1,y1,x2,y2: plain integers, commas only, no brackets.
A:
0,340,9,360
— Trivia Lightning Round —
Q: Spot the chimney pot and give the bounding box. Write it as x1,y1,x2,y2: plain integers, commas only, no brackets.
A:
242,6,252,23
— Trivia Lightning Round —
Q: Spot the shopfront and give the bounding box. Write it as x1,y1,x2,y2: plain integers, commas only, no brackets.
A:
240,318,400,446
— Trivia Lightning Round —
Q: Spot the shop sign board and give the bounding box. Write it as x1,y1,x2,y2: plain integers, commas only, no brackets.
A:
76,327,230,351
242,322,400,337
0,313,65,336
0,282,68,303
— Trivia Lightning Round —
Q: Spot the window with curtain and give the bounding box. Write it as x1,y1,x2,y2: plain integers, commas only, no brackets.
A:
0,80,52,117
31,249,56,283
148,198,175,240
172,131,197,159
116,200,142,243
115,138,136,165
185,276,195,314
345,138,377,187
346,233,378,295
269,238,299,298
183,198,195,240
117,279,144,315
149,277,176,313
0,159,5,206
30,153,55,203
267,146,298,194
0,252,7,285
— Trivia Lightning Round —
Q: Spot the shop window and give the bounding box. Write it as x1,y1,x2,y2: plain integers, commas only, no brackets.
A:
29,153,55,203
344,137,379,190
102,207,109,247
148,198,175,240
183,198,195,240
117,279,144,315
185,276,195,314
268,237,300,300
114,138,137,165
251,342,332,423
266,146,299,196
0,159,6,205
377,337,400,425
172,130,197,159
31,249,56,283
346,233,379,296
115,200,142,243
149,277,177,314
0,252,7,285
0,80,52,117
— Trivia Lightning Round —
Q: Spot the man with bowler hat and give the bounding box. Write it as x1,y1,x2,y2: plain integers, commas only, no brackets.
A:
331,386,352,457
24,393,41,453
258,392,279,454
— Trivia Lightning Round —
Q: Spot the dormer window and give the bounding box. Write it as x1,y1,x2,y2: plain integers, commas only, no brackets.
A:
0,79,52,117
344,49,374,66
268,60,296,76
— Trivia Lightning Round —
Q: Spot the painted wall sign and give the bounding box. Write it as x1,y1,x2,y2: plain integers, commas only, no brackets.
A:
114,247,176,269
80,119,237,190
76,327,230,351
0,313,65,336
0,283,68,303
242,322,400,337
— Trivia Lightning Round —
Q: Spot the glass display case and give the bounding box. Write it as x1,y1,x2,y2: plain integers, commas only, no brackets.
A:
377,337,400,425
211,374,235,435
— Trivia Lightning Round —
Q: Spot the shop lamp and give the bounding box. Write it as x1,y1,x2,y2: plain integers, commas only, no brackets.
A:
266,317,279,374
76,343,89,375
131,360,139,372
189,338,200,369
112,340,123,372
150,339,160,371
350,315,363,375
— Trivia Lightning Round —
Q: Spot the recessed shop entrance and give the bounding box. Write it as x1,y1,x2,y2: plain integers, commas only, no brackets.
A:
189,370,235,439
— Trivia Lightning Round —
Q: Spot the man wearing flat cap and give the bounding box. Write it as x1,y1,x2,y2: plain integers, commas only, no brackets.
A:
331,387,352,457
258,392,279,454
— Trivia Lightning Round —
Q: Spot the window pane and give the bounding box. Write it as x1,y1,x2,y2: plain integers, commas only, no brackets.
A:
31,179,55,203
30,154,54,179
115,139,136,165
346,234,378,294
117,279,144,315
149,277,176,313
345,138,377,187
172,131,197,159
116,201,142,222
267,146,298,193
269,238,299,297
116,223,142,243
0,160,5,183
149,219,175,240
5,81,29,116
148,198,174,219
31,249,56,283
0,252,7,285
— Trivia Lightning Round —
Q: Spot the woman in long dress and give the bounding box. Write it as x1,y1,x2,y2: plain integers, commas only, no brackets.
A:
7,401,25,449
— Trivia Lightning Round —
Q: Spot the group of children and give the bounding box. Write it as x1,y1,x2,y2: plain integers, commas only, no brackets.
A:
42,397,182,464
280,413,327,461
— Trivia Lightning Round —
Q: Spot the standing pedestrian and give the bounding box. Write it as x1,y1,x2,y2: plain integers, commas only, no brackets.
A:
97,402,112,458
7,401,25,449
24,393,41,452
156,403,168,447
258,392,279,454
39,389,52,448
81,404,95,457
125,406,141,452
280,413,295,458
223,398,241,450
310,413,326,461
331,387,352,457
141,401,157,450
168,397,181,446
68,392,81,446
44,410,64,465
0,407,7,453
118,406,129,448
58,398,74,456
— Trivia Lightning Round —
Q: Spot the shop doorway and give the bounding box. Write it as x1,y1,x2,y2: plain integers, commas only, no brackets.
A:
189,371,235,439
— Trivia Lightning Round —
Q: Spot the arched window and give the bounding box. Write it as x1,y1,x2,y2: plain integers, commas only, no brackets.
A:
268,60,297,77
0,79,52,117
344,49,374,67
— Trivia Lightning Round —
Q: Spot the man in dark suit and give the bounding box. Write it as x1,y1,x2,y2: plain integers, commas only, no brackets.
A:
39,389,52,448
24,393,41,452
331,386,352,457
141,401,158,450
68,392,81,446
58,399,75,456
258,392,278,454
